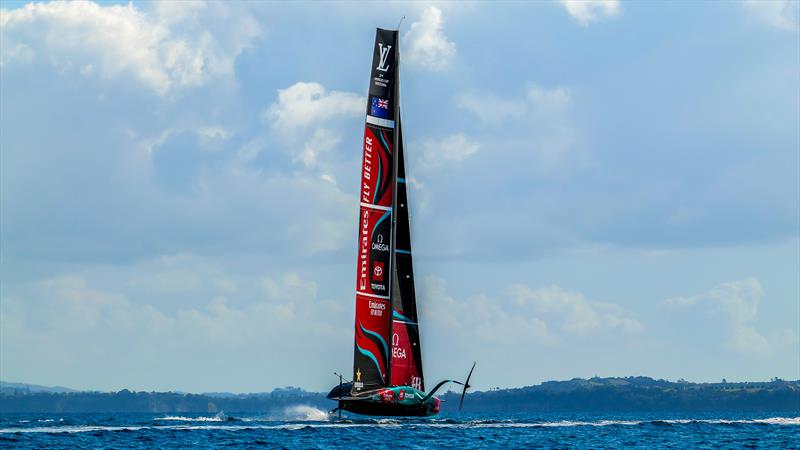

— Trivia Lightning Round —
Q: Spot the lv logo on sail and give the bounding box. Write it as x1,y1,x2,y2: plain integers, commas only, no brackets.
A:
376,44,392,72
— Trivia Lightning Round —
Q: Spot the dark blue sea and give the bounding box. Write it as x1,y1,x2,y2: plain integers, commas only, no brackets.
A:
1,408,798,448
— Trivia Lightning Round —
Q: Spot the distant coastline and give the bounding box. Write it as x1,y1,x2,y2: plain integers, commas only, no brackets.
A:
1,377,798,414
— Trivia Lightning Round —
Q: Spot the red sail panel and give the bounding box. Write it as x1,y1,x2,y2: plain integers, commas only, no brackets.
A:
355,205,392,297
389,314,424,390
359,126,394,208
354,126,393,299
354,293,391,388
352,28,398,393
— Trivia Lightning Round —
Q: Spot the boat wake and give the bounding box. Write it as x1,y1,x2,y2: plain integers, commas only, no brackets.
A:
2,417,798,434
155,411,235,422
282,405,331,421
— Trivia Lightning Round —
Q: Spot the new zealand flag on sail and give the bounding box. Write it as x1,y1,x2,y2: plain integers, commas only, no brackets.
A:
370,97,390,119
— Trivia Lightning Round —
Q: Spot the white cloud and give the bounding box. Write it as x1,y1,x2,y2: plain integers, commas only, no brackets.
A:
664,278,797,355
459,83,572,126
297,128,341,168
743,0,800,31
510,284,643,334
403,6,456,71
527,84,572,111
261,81,363,197
664,278,762,324
558,0,621,26
0,267,350,391
456,93,526,126
1,70,359,265
0,0,260,95
127,253,219,294
264,82,363,133
421,276,557,345
198,126,231,142
26,275,171,336
418,133,479,168
456,83,576,169
421,276,641,346
417,275,652,389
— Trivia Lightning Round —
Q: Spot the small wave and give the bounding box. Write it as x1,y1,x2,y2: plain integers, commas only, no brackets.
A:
14,419,58,425
155,416,224,422
424,420,642,428
752,417,800,425
676,417,800,426
0,426,148,434
467,419,512,425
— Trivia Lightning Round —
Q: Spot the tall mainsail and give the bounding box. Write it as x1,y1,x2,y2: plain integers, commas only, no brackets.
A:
352,28,399,392
352,27,425,394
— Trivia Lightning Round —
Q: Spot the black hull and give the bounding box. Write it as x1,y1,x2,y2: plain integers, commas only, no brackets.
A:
339,399,436,417
327,383,440,417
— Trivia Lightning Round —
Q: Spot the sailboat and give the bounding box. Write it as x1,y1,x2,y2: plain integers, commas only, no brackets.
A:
326,28,474,417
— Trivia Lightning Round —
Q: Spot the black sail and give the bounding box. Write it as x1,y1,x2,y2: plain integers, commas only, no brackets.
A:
388,115,425,391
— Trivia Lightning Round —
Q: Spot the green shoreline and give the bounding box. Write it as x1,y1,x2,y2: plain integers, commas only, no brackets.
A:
2,377,798,413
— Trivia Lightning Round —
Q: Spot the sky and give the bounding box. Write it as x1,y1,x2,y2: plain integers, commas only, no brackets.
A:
0,0,798,394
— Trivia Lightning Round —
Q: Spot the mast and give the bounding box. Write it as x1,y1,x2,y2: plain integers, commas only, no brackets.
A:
387,32,401,388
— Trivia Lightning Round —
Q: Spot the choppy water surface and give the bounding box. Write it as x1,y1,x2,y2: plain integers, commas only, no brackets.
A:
1,409,798,448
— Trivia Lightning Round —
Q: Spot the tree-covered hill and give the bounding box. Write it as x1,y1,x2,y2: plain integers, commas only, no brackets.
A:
1,377,798,413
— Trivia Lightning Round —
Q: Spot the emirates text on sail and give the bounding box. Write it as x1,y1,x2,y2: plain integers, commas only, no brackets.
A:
359,209,370,291
358,136,374,291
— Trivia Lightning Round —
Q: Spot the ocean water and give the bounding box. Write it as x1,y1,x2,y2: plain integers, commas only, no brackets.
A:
0,409,798,448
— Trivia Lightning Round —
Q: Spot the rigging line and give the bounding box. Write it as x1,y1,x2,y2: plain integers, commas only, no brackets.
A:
397,15,406,31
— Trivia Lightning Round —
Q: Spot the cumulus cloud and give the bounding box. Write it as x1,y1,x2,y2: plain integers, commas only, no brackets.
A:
421,276,641,345
261,81,363,191
0,1,261,95
418,133,479,168
264,82,363,133
664,278,797,355
296,128,341,168
403,6,456,71
510,284,643,334
1,43,360,263
421,276,557,345
416,275,652,388
0,265,350,391
743,0,800,31
558,0,620,26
